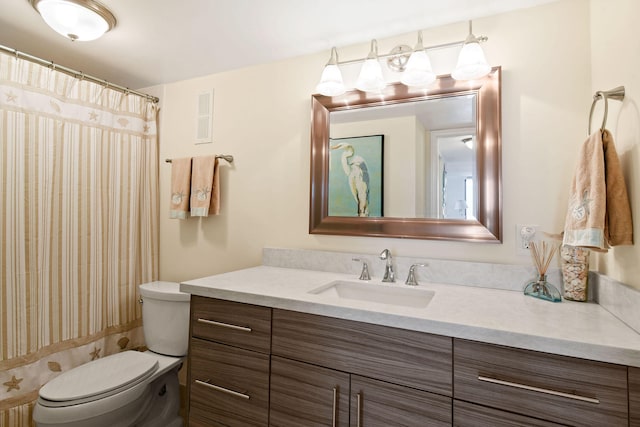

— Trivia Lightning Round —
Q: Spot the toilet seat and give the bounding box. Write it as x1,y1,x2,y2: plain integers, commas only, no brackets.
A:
38,351,158,407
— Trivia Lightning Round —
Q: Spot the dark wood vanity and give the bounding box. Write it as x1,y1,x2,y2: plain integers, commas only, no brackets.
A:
186,295,636,426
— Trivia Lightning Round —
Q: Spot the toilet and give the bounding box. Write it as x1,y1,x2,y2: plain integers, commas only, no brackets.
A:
33,281,190,427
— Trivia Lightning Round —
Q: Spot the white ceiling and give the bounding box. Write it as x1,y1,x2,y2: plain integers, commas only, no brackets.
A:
0,0,555,90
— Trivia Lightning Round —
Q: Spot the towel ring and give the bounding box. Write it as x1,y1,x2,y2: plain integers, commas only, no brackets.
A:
588,86,625,135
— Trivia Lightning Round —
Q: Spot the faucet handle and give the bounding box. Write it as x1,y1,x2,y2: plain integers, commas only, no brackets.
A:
405,263,427,286
352,258,371,281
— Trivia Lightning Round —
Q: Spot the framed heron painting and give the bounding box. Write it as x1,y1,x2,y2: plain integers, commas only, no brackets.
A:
328,134,383,217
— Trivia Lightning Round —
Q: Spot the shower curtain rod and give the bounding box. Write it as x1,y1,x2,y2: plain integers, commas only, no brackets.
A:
0,44,159,103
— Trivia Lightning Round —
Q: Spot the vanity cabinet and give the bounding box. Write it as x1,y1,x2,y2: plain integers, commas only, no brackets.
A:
186,296,634,426
270,309,453,426
187,296,272,427
453,339,628,426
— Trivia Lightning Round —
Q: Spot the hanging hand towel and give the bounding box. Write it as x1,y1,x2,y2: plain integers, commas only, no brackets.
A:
209,157,221,215
563,130,632,250
169,157,192,219
602,129,633,246
190,155,218,217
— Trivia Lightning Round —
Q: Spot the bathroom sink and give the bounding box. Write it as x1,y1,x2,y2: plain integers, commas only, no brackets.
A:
308,280,434,309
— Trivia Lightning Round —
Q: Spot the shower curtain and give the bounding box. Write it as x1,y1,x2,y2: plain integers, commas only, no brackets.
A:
0,51,159,426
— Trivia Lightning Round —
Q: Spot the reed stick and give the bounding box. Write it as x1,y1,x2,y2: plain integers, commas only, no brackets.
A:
529,241,557,276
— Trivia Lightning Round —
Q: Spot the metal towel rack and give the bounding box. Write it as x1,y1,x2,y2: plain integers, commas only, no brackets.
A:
165,155,234,163
588,86,625,134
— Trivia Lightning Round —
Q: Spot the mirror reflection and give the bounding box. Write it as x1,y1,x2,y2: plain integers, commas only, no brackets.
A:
330,94,477,219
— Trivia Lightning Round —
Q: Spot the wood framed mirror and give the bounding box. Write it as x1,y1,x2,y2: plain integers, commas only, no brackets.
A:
309,67,501,242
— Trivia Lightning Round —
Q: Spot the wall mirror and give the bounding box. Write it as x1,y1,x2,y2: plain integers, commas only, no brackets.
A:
309,67,501,242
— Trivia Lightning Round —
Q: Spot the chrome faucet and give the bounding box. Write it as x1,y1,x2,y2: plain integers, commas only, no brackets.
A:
405,263,427,286
352,258,371,281
379,249,395,282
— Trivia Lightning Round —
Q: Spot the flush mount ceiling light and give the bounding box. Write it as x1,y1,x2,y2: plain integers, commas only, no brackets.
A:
316,20,490,97
29,0,117,41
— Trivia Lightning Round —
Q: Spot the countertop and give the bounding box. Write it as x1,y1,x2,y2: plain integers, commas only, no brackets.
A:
181,265,640,367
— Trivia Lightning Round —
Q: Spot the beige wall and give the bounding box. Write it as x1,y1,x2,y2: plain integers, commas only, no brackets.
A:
589,0,640,287
153,0,639,290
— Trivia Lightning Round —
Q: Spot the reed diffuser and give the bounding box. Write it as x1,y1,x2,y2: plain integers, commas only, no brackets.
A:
523,241,562,302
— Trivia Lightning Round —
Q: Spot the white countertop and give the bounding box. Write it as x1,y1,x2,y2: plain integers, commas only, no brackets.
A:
181,265,640,367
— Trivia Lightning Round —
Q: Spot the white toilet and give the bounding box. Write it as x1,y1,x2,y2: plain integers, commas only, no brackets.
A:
33,281,190,427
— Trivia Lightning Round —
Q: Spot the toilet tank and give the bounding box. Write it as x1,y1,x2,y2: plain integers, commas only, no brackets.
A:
139,281,190,356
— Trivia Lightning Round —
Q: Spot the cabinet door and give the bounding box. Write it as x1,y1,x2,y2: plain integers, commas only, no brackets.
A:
350,375,451,427
189,338,270,426
270,356,350,427
454,400,563,427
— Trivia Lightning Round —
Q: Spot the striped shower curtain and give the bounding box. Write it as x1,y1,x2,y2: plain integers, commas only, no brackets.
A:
0,52,159,425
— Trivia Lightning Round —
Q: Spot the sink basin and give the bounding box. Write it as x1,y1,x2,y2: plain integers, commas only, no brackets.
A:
309,280,434,308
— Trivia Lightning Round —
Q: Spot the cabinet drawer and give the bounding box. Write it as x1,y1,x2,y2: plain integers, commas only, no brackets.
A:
351,375,452,426
190,296,271,353
454,339,628,426
630,367,640,427
272,309,452,396
189,337,270,426
454,400,562,426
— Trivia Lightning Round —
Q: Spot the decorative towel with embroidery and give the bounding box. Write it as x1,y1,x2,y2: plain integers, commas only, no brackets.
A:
563,130,632,250
190,155,219,217
169,157,192,219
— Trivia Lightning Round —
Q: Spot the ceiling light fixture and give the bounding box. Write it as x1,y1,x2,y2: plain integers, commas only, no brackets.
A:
316,21,490,97
29,0,117,41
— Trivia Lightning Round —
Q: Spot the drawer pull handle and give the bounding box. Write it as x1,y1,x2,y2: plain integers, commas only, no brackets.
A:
195,379,250,400
477,375,600,404
332,387,337,427
197,318,252,332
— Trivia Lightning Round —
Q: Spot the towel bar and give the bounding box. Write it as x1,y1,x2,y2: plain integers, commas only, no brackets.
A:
165,155,233,163
588,86,625,134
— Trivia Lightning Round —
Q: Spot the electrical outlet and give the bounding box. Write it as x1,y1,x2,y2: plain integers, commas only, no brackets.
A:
516,224,539,255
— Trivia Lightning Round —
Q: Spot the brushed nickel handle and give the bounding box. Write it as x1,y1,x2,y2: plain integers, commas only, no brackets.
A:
478,375,600,404
197,318,252,332
356,392,362,427
194,379,250,400
332,387,337,427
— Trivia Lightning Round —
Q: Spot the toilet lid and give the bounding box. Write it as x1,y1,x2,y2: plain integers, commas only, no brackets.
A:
39,351,159,403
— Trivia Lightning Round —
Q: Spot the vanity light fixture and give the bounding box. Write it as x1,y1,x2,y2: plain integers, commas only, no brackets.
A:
400,31,436,88
29,0,117,41
316,47,345,97
452,21,491,81
315,20,489,97
355,39,386,93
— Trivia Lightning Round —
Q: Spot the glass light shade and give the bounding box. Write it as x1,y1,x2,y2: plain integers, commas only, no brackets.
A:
400,50,436,87
452,41,491,80
33,0,115,41
355,58,386,93
316,64,345,97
